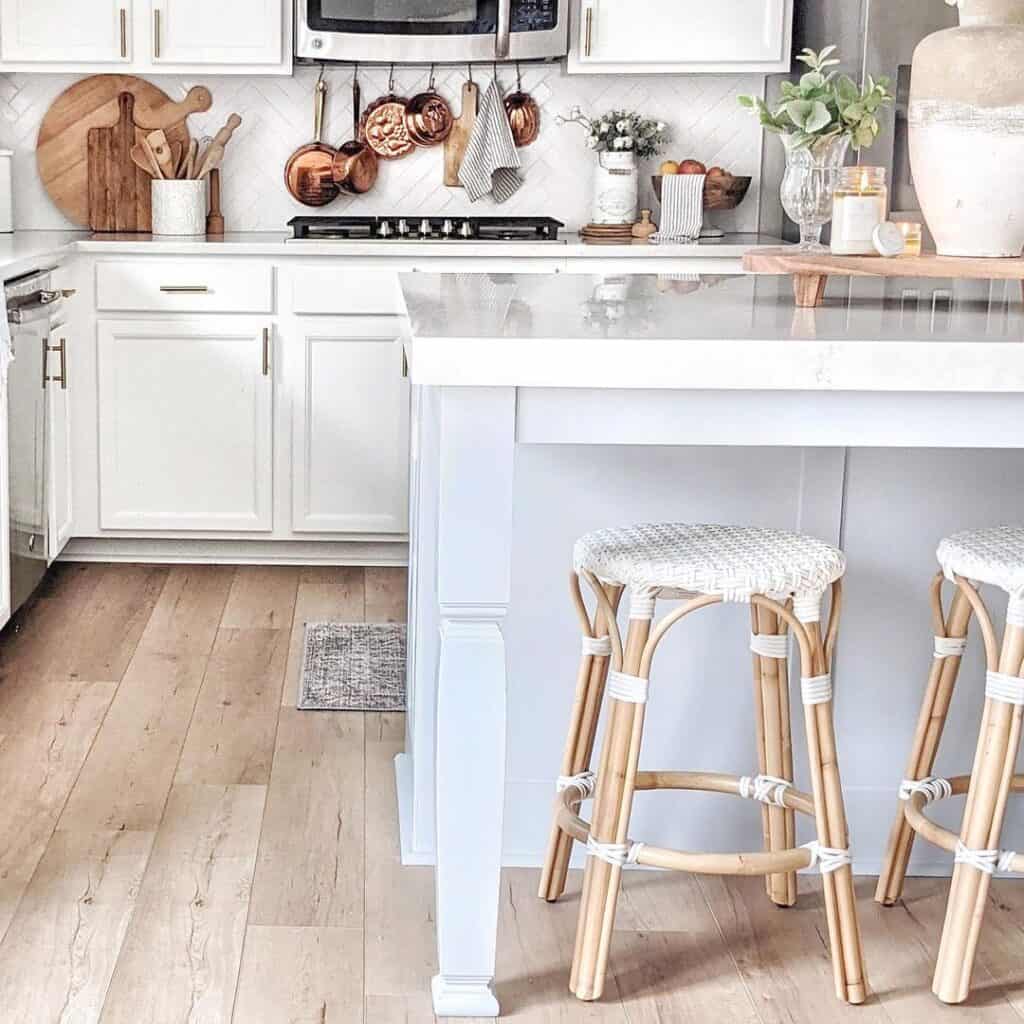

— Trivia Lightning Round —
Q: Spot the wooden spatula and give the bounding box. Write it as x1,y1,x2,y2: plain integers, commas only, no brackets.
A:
145,130,176,179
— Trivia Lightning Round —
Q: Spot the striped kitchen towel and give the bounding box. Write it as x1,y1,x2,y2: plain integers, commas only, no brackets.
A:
458,78,523,203
651,174,705,242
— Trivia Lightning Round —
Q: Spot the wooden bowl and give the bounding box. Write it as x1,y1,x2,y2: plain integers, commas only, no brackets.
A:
652,174,752,211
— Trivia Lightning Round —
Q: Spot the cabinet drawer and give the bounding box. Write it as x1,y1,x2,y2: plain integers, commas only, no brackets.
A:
291,267,404,315
96,261,274,313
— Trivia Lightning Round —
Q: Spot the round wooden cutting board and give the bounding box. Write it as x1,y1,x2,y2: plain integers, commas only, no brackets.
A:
37,75,211,227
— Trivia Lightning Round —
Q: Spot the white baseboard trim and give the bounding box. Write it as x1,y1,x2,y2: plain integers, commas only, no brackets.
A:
61,536,408,566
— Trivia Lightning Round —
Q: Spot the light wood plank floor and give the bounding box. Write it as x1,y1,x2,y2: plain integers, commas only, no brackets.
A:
1,563,1024,1022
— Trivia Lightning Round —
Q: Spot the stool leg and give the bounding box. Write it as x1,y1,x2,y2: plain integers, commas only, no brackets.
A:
933,620,1024,1004
752,604,797,908
539,580,620,902
570,614,650,1002
876,586,972,906
799,613,868,1005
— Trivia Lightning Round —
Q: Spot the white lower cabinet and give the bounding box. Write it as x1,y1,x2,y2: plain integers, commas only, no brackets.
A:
97,318,274,531
291,317,409,535
0,373,10,629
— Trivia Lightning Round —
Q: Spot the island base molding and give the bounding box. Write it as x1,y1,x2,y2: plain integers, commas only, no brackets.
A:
431,974,500,1017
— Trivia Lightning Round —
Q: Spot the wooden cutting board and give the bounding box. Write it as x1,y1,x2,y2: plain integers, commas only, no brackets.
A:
444,81,479,188
87,93,151,233
38,75,212,227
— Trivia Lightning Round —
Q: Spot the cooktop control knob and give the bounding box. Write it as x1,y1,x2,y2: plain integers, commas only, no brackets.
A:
377,220,393,238
442,219,454,237
458,220,474,238
418,218,432,238
397,219,410,237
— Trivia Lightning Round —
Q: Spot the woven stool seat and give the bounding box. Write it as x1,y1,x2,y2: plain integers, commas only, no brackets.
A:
937,526,1024,596
573,523,845,600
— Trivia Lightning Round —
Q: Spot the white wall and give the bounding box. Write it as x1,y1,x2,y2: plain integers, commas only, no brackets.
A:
0,65,763,232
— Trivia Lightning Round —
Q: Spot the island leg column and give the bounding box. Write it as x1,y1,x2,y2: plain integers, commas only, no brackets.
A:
431,386,516,1019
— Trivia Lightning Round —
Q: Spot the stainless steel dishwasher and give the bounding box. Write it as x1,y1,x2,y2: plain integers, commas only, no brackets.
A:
4,268,69,613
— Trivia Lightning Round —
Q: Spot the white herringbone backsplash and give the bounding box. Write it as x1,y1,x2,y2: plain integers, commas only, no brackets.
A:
0,65,763,232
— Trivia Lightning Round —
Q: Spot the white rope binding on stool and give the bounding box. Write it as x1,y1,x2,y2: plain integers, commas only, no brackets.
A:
954,841,1018,875
607,670,649,705
586,836,645,867
899,776,953,803
802,841,852,874
934,636,968,659
986,671,1024,706
793,593,822,624
581,635,613,657
801,674,833,705
1008,595,1024,629
739,774,793,807
556,771,596,798
629,590,657,621
750,633,789,660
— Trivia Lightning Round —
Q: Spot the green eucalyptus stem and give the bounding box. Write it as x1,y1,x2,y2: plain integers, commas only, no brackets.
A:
738,45,894,152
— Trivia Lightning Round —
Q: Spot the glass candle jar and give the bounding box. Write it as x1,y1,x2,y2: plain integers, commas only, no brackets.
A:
831,167,888,255
895,220,923,256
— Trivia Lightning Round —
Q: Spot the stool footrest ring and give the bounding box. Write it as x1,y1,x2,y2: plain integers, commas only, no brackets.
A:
902,772,1024,874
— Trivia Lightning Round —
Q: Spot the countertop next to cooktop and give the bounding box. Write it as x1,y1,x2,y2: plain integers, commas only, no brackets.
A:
0,230,786,279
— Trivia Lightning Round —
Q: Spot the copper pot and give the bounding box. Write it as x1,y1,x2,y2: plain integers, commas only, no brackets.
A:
503,64,540,147
284,76,338,208
404,70,453,147
332,68,378,195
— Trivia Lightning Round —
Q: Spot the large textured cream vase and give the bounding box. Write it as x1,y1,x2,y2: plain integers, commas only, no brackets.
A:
910,0,1024,257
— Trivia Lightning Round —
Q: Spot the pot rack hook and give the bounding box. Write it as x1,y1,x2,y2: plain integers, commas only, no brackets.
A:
467,62,474,84
428,62,436,90
316,61,326,87
516,60,523,92
388,62,396,93
352,60,359,86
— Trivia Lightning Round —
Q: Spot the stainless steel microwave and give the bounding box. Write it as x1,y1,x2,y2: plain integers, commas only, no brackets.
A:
296,0,569,64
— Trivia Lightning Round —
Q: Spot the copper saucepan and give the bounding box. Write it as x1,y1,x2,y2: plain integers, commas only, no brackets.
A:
285,74,338,207
504,62,541,148
332,67,378,195
405,67,453,147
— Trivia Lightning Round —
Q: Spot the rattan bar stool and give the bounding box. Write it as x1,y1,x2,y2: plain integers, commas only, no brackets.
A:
538,523,868,1006
875,526,1024,1004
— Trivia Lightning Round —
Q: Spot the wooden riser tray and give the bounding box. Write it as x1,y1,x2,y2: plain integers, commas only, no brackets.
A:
743,247,1024,307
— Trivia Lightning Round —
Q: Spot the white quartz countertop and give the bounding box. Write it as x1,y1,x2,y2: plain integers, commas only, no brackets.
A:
402,272,1024,393
0,230,783,278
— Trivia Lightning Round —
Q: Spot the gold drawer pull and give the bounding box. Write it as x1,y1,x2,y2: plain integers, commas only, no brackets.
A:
154,8,161,58
262,327,271,377
584,6,593,56
120,8,128,58
159,285,209,294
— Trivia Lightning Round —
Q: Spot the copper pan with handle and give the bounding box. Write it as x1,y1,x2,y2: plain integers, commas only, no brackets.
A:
284,71,338,207
332,65,378,195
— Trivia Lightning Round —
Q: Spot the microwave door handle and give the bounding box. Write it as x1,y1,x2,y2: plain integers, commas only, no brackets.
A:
496,0,511,57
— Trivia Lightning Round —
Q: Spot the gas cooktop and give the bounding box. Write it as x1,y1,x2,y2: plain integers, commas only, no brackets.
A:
287,215,565,243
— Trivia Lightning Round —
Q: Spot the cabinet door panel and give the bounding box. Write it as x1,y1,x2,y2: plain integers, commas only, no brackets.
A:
0,0,128,64
152,0,283,66
574,0,791,71
98,319,273,532
292,318,409,535
47,333,73,560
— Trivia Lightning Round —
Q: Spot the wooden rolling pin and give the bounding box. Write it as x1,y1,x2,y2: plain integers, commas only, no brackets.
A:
195,113,242,179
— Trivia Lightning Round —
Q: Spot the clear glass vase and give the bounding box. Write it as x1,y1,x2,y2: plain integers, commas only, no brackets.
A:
780,134,851,251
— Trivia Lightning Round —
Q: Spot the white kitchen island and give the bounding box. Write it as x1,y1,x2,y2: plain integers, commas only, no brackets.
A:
399,270,1024,1017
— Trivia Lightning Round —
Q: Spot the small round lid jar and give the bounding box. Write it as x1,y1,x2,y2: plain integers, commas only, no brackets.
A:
831,166,888,255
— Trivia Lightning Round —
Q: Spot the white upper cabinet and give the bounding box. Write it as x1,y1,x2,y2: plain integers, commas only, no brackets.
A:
0,0,291,73
568,0,793,74
151,0,284,68
0,0,130,65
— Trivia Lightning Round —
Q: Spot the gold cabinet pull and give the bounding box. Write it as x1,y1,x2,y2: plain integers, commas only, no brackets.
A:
584,5,594,57
159,285,209,294
262,327,271,377
120,7,128,58
44,338,68,390
154,8,161,58
401,347,409,379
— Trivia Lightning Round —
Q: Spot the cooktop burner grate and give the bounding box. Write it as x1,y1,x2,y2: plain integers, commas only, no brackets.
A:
288,215,565,242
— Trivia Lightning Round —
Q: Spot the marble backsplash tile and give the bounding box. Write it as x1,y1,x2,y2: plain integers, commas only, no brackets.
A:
0,64,763,232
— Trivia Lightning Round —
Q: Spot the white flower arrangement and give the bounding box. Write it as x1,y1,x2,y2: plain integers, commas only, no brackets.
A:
555,107,670,160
